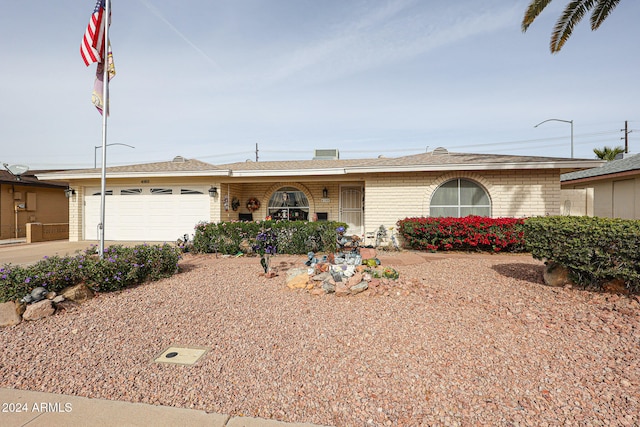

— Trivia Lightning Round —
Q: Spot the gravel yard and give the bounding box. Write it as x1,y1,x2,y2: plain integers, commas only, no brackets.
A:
1,252,639,426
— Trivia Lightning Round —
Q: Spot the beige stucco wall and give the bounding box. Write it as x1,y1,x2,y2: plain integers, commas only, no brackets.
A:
559,188,594,216
0,184,68,240
562,176,640,219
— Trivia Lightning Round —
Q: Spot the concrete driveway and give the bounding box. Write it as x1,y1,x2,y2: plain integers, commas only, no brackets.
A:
0,240,153,266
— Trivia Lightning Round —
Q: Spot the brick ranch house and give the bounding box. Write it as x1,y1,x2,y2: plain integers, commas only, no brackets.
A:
37,150,603,242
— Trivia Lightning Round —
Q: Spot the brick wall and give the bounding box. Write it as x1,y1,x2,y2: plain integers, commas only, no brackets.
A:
363,170,561,237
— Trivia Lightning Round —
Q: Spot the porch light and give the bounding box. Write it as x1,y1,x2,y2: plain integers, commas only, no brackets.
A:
208,186,218,197
322,187,328,198
64,188,76,198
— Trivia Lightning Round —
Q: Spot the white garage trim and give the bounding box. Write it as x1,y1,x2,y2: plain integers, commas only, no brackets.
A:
84,186,210,241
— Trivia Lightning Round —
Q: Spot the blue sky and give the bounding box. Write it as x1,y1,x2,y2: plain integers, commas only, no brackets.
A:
1,0,639,169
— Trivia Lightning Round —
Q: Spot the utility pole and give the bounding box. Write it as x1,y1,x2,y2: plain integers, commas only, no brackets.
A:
621,120,632,153
255,143,259,162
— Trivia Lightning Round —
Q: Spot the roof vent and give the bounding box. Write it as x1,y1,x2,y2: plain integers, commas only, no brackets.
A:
313,149,340,160
431,147,449,156
172,156,187,163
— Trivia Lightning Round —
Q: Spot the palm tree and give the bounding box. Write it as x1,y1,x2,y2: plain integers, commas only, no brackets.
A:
522,0,621,53
593,145,624,160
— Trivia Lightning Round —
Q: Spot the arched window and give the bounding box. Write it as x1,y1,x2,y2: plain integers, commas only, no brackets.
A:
267,186,309,220
430,178,491,217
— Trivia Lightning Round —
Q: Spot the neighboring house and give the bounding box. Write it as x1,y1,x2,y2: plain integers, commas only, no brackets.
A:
561,153,640,219
0,170,69,240
36,151,603,242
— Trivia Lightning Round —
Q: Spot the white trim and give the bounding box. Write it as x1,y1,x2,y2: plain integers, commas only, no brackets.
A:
229,168,347,177
345,161,605,174
37,170,229,180
37,160,606,181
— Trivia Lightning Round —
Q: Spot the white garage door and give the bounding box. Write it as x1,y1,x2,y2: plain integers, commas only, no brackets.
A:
84,186,211,241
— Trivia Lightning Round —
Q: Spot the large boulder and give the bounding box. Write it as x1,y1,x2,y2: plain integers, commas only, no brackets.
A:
0,301,22,327
61,283,95,303
22,300,55,321
543,262,574,287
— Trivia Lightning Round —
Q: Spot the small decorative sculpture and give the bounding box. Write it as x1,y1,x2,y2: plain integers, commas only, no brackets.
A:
20,287,48,304
304,251,319,267
336,226,360,254
336,226,348,251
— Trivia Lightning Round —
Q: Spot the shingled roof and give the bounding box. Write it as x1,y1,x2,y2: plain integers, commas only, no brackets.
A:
36,151,604,181
0,170,67,189
561,153,640,182
219,151,603,176
37,157,226,180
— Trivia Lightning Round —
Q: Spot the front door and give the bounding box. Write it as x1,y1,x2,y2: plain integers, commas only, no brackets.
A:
340,185,363,236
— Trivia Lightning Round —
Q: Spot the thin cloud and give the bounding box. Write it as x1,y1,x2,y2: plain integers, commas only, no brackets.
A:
137,0,222,69
257,2,522,87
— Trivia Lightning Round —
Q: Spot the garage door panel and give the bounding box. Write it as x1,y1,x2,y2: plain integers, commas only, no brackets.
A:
84,190,210,241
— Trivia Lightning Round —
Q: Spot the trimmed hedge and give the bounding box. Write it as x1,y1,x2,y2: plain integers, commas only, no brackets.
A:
191,220,348,255
397,216,527,253
523,216,640,292
0,244,181,303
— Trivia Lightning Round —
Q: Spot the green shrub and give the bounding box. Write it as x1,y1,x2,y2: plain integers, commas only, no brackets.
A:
191,220,347,255
523,216,640,292
0,243,181,303
397,216,527,253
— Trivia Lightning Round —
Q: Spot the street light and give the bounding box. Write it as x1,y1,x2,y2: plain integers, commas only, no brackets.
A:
94,143,136,168
534,118,574,158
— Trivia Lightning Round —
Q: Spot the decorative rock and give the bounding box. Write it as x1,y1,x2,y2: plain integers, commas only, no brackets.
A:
52,295,66,304
286,268,308,281
335,285,350,297
322,280,336,294
54,300,78,312
312,272,330,282
347,272,363,288
350,281,369,295
310,288,324,296
0,301,22,327
330,269,343,283
15,302,26,316
46,291,57,300
543,262,574,287
343,266,356,277
359,248,377,260
61,283,95,303
286,273,310,289
22,299,55,321
602,279,628,294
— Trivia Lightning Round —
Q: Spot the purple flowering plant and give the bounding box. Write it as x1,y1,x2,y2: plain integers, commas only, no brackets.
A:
253,228,278,273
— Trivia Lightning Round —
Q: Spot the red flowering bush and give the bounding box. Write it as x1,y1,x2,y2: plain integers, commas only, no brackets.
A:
397,216,527,253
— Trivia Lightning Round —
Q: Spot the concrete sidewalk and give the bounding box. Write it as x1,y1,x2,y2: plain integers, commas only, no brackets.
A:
0,388,329,427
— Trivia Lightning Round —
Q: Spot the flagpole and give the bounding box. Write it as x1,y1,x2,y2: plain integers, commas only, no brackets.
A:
98,0,110,259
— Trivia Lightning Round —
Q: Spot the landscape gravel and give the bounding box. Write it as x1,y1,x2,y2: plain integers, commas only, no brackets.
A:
1,251,639,426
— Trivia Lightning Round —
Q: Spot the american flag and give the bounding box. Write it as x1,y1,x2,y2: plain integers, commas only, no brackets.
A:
81,0,107,66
